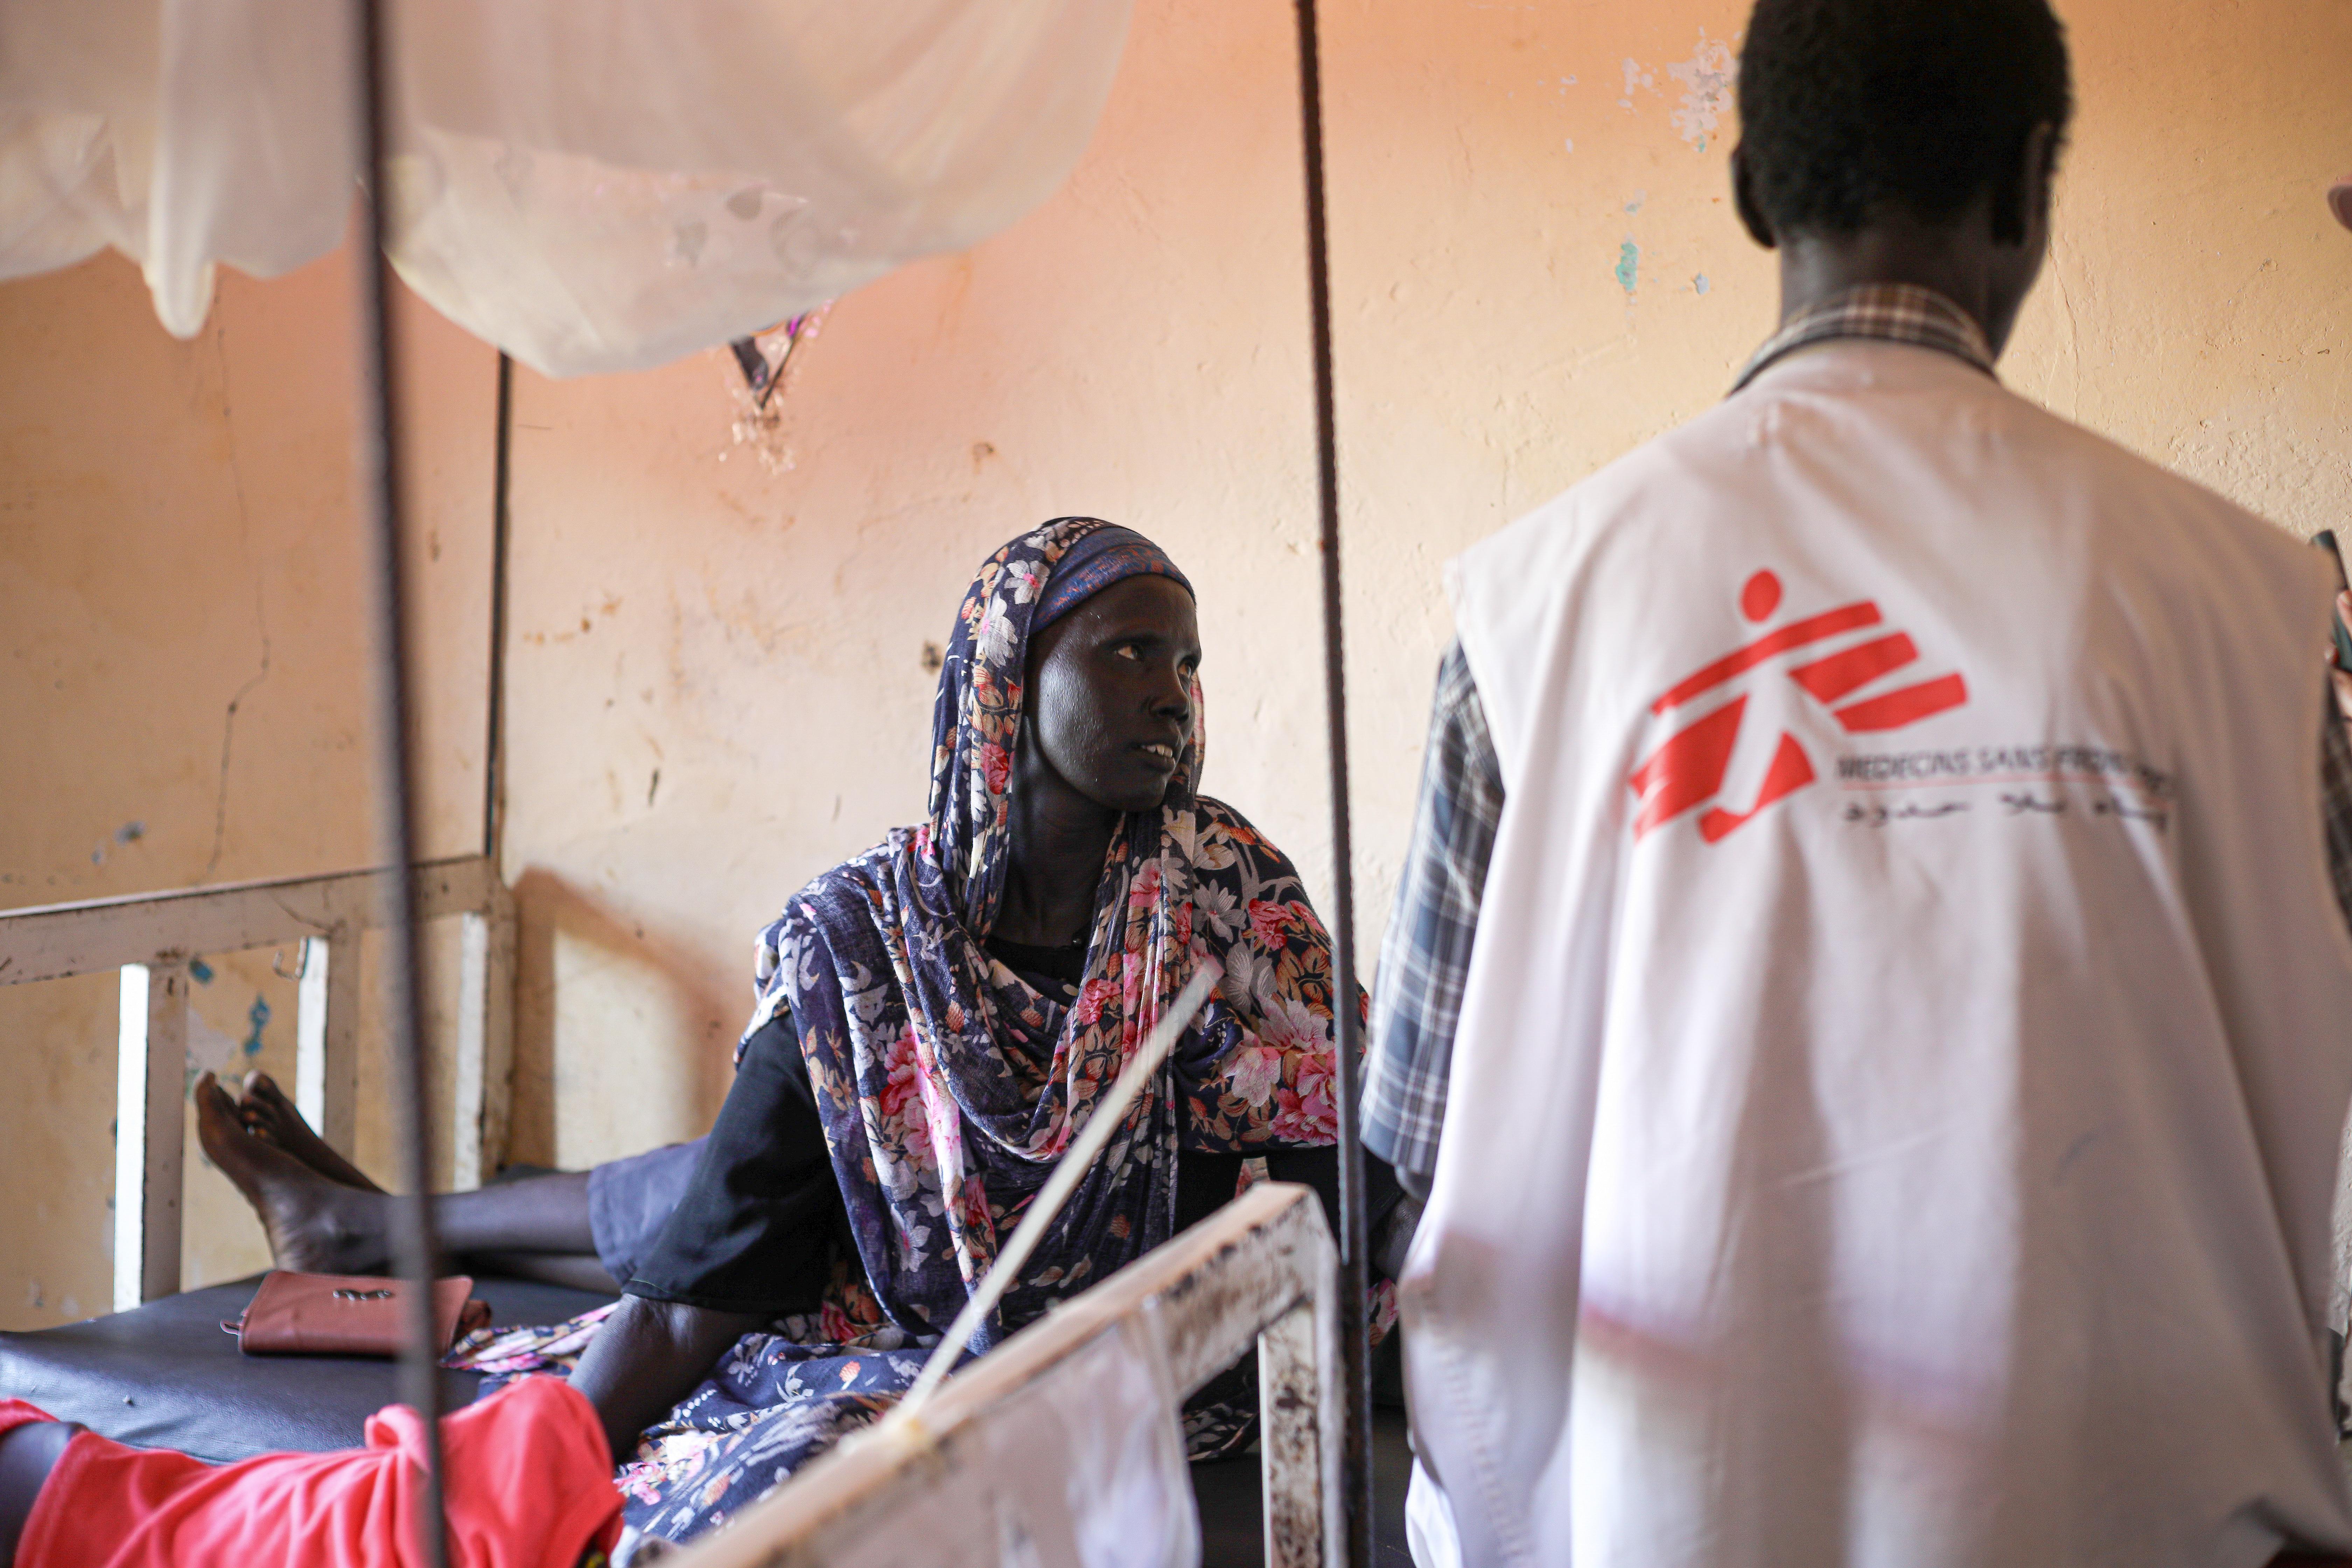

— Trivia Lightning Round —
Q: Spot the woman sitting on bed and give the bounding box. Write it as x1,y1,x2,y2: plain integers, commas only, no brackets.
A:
194,517,1399,1551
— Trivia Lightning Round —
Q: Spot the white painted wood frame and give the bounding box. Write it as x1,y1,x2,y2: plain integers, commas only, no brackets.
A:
0,857,500,988
113,962,190,1311
0,855,511,1310
295,929,362,1158
665,1180,1346,1568
451,885,517,1191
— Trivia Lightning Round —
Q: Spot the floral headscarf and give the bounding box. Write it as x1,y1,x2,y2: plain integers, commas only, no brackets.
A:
748,517,1354,1348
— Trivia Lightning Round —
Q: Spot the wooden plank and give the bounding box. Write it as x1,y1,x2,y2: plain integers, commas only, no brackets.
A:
114,962,188,1311
449,887,515,1190
0,856,497,989
452,915,490,1191
295,931,362,1159
665,1182,1337,1568
484,884,518,1180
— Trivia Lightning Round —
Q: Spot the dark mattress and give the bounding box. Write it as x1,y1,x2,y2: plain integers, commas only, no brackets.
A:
0,1274,617,1462
0,1274,1412,1566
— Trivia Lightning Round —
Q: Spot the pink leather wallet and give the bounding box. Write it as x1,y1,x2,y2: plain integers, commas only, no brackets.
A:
225,1270,490,1357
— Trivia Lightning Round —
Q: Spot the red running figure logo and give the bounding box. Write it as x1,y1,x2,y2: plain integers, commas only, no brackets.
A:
1630,569,1968,842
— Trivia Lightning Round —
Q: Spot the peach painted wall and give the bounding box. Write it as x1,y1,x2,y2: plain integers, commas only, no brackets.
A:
5,0,2348,1324
498,0,2352,1170
0,246,497,1326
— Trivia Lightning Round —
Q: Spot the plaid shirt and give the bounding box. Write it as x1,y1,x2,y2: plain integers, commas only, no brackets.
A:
1364,640,1502,1179
1364,286,2352,1190
2328,695,2352,921
1732,282,1996,392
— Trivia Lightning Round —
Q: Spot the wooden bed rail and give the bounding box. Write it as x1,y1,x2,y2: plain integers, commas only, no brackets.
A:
0,855,514,1310
667,1180,1346,1568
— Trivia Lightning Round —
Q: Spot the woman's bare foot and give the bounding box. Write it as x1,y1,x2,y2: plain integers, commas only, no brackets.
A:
235,1072,385,1194
195,1072,392,1274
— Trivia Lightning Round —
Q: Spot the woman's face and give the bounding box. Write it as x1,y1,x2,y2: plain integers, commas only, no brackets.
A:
1022,575,1200,815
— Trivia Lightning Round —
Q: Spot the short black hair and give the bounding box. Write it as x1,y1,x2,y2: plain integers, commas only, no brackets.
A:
1736,0,2072,243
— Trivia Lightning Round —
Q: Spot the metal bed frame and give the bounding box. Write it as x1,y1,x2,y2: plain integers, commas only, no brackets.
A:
0,856,515,1312
666,1181,1347,1568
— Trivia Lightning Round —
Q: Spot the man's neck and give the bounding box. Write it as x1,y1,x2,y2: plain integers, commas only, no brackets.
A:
1774,220,2004,348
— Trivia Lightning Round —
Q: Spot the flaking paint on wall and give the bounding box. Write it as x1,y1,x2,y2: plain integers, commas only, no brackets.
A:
1619,57,1656,109
1668,33,1738,152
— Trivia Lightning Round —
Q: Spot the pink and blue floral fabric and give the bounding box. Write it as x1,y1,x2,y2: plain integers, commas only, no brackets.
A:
750,517,1355,1349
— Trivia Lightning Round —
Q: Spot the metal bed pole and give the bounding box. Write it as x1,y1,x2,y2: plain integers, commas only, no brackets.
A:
1288,0,1375,1561
346,0,453,1561
484,351,516,867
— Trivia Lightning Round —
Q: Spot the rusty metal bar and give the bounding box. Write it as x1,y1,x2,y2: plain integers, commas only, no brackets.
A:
345,0,449,1556
1288,0,1375,1560
1259,1285,1345,1568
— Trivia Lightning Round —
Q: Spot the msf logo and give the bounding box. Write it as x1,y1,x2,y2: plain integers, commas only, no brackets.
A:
1630,569,1968,843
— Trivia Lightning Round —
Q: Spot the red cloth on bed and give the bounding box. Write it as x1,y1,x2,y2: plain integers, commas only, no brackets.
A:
0,1401,54,1444
10,1376,619,1568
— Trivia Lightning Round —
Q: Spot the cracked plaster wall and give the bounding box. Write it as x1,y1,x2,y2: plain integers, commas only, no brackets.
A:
0,245,496,1327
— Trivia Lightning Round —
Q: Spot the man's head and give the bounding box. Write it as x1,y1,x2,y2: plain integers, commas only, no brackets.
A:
1732,0,2073,354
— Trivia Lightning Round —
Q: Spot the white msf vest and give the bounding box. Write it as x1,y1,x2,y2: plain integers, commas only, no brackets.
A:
1404,342,2352,1568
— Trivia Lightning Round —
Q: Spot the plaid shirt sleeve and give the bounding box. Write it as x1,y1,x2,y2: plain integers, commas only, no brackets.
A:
2325,695,2352,933
1364,640,1505,1187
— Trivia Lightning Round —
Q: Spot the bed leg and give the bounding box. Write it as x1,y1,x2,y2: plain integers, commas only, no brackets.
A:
1260,1271,1346,1568
115,961,188,1308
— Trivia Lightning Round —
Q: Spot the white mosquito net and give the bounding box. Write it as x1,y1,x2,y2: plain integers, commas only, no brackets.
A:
0,0,1131,375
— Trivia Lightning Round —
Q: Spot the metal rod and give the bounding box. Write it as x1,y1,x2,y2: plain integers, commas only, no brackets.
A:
1288,0,1374,1561
484,352,514,866
346,0,451,1561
